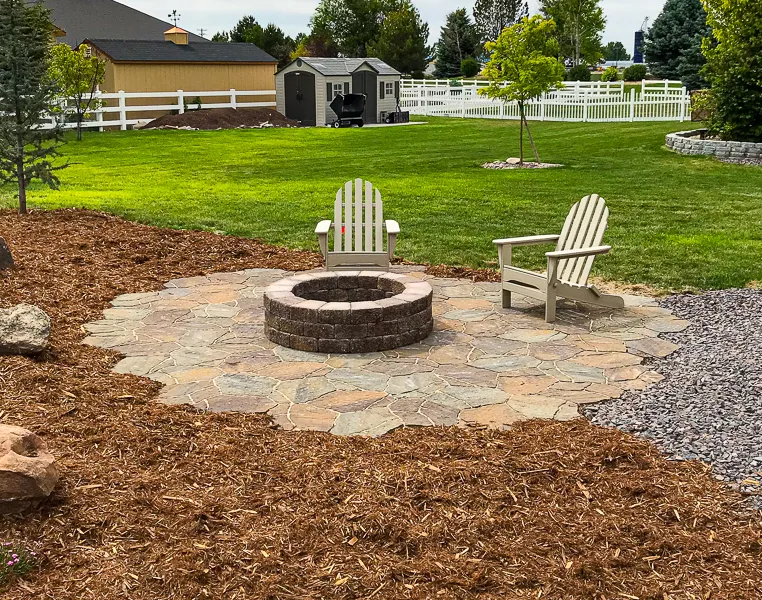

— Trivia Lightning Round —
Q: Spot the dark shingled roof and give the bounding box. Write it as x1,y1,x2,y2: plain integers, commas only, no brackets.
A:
87,39,277,64
38,0,206,46
292,58,400,77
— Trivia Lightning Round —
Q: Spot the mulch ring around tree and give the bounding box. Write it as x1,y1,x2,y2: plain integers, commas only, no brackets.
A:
1,208,761,599
141,107,298,130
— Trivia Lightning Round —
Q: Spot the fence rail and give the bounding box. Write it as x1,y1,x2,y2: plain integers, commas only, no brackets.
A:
399,80,690,123
45,89,277,131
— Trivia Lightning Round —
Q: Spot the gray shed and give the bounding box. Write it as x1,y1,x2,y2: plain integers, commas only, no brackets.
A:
276,57,401,127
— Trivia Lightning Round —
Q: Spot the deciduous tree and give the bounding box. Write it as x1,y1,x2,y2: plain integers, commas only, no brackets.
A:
479,15,565,163
473,0,529,43
0,0,65,214
49,44,106,141
213,16,296,67
701,0,762,141
434,8,480,78
367,1,429,75
311,0,398,57
603,41,630,62
540,0,605,66
644,0,710,90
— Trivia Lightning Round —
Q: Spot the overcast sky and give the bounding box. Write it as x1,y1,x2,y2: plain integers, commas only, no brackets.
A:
123,0,666,54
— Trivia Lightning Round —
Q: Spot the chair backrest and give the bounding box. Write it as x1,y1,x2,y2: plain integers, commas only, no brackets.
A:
555,194,610,286
332,179,384,253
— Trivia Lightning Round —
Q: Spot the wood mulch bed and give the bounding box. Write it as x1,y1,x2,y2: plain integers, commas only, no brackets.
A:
1,209,761,599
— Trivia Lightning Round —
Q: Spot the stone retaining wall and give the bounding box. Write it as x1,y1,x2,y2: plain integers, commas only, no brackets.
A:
264,271,433,354
666,129,762,158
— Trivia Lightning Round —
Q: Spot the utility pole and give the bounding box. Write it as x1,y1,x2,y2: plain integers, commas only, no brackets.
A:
167,10,181,26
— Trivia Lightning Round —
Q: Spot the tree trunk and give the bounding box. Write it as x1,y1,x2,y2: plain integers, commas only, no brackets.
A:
77,112,83,142
518,101,524,165
522,113,541,163
16,135,26,215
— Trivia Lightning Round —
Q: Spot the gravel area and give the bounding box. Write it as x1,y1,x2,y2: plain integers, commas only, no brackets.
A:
585,288,762,508
482,160,562,169
717,157,762,166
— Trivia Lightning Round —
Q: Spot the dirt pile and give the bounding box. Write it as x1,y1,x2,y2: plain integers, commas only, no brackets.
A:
0,209,761,599
142,108,298,130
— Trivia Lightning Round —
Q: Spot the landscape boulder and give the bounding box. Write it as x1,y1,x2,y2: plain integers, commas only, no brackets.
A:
0,236,12,270
0,425,58,514
0,304,51,355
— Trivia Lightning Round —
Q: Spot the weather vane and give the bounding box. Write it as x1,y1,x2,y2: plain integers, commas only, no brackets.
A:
168,10,181,26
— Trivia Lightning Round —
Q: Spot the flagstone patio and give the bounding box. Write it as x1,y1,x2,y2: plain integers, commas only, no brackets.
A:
82,266,687,436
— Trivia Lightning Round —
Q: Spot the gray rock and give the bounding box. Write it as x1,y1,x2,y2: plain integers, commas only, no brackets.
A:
0,304,51,355
0,425,59,513
0,237,12,270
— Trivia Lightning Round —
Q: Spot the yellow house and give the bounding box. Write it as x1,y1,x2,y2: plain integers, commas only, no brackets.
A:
85,29,277,96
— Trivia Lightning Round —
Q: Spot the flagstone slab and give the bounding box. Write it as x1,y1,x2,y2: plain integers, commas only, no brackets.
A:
84,266,684,436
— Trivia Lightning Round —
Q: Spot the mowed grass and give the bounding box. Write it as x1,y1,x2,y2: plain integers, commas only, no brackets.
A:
1,117,761,290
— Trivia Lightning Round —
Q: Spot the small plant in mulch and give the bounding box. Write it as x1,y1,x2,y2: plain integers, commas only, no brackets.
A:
0,543,36,588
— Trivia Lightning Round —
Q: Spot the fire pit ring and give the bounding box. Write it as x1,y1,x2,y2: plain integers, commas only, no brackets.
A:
264,271,433,353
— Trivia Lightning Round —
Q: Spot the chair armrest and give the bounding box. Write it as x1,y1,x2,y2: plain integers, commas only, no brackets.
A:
315,220,332,235
493,234,560,247
384,220,400,234
545,245,611,260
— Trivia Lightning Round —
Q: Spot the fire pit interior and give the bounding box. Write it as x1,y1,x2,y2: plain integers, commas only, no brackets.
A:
264,272,433,353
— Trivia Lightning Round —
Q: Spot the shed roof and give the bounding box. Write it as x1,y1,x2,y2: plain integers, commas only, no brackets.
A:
38,0,206,46
284,58,400,77
86,39,277,64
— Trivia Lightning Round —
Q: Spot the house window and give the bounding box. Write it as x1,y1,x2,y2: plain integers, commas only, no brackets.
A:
385,82,394,97
332,83,344,99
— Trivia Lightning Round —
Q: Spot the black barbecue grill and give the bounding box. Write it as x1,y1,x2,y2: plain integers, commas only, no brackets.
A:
329,93,366,128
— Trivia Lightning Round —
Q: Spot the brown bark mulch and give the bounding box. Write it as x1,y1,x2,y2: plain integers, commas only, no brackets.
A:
1,208,761,599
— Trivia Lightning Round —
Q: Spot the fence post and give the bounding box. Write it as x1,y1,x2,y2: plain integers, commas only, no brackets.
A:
540,95,545,121
178,90,185,114
230,89,237,109
583,92,588,122
679,86,687,122
118,91,127,130
629,88,635,122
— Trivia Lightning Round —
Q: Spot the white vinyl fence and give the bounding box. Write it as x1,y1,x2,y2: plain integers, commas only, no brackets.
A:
44,88,277,131
399,80,691,122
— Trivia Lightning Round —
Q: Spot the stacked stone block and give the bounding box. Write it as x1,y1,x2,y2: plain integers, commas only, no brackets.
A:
666,129,762,159
264,271,433,353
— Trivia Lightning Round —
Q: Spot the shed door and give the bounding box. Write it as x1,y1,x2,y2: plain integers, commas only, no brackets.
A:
351,71,378,124
284,71,316,127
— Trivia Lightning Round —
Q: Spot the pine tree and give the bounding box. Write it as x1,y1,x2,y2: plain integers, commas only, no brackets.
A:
644,0,710,90
0,0,65,215
367,1,430,76
434,9,480,78
473,0,529,43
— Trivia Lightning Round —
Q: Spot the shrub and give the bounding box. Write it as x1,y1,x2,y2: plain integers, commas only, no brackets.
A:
460,56,480,78
702,0,762,142
566,64,591,81
622,64,647,81
601,66,620,81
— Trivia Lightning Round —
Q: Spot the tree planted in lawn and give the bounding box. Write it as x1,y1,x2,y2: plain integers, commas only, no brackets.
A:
0,0,65,215
49,44,106,142
700,0,762,142
479,15,565,164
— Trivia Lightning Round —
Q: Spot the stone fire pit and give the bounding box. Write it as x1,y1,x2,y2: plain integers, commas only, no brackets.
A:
264,271,433,353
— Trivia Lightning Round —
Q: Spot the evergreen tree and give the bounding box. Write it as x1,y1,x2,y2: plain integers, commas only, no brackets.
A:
367,1,430,75
0,0,65,215
212,17,296,67
602,41,630,62
644,0,710,90
311,0,400,57
473,0,529,43
540,0,605,65
434,8,480,77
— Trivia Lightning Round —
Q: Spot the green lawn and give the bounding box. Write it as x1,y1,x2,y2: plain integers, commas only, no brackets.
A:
2,117,761,290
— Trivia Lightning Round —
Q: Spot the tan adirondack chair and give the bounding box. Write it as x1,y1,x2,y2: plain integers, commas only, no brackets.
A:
493,194,624,323
315,179,400,271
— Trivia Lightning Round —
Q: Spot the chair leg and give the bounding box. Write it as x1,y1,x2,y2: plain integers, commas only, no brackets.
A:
545,292,557,323
502,288,512,309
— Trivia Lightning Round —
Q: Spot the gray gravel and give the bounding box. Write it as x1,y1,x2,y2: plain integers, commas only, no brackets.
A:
717,157,762,166
584,288,762,507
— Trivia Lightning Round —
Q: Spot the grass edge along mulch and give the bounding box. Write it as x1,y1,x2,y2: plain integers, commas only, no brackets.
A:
1,208,761,599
